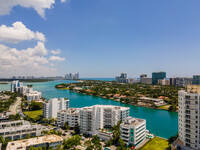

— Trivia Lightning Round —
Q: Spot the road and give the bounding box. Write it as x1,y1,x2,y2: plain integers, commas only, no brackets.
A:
9,97,21,115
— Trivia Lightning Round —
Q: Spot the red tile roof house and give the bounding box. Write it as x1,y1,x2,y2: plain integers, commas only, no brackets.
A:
107,94,113,97
120,95,127,98
113,94,120,98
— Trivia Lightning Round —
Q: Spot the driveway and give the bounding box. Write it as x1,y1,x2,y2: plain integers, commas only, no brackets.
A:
9,97,21,115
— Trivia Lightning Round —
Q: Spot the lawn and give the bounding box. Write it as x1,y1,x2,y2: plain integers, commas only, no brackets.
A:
23,109,43,120
140,137,170,150
158,105,171,110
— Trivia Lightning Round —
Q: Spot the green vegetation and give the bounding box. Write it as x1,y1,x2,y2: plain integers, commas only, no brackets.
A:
41,130,62,136
8,113,21,120
104,121,127,150
0,91,18,112
84,135,102,150
0,135,12,150
0,82,8,84
23,109,43,121
55,83,70,89
140,137,170,150
29,101,43,110
55,80,183,111
158,105,171,110
63,135,81,149
168,134,178,145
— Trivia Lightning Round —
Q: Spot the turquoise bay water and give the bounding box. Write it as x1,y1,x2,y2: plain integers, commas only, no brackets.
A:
0,80,178,139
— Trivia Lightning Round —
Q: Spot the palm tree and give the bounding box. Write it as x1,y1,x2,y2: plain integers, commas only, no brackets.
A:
26,134,30,139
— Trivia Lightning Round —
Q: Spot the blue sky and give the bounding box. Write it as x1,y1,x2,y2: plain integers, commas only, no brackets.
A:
0,0,200,78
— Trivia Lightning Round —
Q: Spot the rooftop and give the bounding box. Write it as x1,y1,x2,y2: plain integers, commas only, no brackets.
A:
59,108,80,114
6,135,63,150
0,123,44,133
122,117,145,126
186,85,200,94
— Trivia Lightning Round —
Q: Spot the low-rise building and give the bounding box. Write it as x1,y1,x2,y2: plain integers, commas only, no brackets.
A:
158,78,170,85
128,78,140,83
96,130,113,141
120,117,146,146
139,97,165,106
0,120,23,128
6,135,63,150
57,108,80,128
0,120,47,141
43,98,69,119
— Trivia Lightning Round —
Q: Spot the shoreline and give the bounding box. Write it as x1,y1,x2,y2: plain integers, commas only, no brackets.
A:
56,87,177,113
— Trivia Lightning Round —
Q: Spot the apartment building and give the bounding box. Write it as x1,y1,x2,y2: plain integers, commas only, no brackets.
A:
21,85,42,101
178,85,200,150
158,78,170,85
57,108,80,128
11,80,23,93
6,135,63,150
116,73,128,83
170,77,192,87
0,120,47,141
43,98,69,119
140,77,152,85
120,117,146,146
11,81,42,101
79,105,130,135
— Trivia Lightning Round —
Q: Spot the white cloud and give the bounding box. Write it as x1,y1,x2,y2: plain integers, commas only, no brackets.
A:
0,0,55,18
49,56,66,61
51,49,61,55
61,0,66,2
0,22,45,43
0,21,66,77
0,42,59,77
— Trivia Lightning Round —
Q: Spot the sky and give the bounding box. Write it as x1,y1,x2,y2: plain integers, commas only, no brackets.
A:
0,0,200,78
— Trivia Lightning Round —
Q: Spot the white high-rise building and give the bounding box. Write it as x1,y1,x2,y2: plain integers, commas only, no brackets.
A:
79,105,130,135
11,81,42,101
177,85,200,150
43,98,69,119
22,85,42,101
120,117,146,146
11,80,23,93
57,108,80,128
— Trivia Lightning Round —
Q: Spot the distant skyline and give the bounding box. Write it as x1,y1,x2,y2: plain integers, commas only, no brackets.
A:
1,0,200,78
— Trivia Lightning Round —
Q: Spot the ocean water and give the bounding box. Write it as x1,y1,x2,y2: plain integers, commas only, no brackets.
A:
0,80,178,139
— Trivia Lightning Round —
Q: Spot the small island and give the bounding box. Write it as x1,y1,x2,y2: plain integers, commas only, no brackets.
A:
55,83,70,90
55,80,183,111
0,82,8,84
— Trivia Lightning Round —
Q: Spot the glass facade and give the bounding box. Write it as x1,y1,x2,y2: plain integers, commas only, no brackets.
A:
152,72,166,85
192,75,200,85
